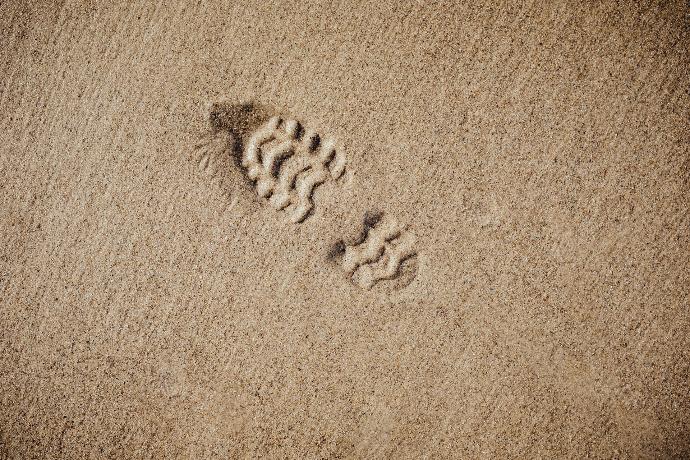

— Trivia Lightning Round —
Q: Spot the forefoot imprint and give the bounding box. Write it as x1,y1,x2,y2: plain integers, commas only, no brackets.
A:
193,102,347,223
243,116,346,223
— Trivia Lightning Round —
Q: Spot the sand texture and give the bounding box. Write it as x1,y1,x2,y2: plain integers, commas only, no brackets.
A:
1,1,689,458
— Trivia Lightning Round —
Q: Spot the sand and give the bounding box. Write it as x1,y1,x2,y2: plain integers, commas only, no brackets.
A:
1,1,688,458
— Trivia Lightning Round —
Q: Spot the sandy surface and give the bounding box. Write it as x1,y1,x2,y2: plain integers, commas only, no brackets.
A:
1,1,689,458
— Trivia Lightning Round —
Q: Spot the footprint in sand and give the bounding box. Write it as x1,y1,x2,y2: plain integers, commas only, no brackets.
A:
193,102,419,291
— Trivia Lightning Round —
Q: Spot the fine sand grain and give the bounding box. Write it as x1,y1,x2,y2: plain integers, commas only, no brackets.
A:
1,1,689,458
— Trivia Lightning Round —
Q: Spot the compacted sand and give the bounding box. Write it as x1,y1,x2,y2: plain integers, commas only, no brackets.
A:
1,1,688,458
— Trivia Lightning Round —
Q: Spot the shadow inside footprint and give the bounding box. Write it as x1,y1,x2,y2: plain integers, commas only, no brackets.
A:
191,102,277,214
208,101,272,168
327,210,383,261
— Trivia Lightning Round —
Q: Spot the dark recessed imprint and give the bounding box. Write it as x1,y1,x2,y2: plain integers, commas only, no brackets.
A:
198,102,346,223
327,210,383,261
331,212,418,290
196,102,269,183
192,103,269,211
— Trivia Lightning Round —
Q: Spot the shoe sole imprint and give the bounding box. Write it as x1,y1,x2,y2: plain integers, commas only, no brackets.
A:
193,102,418,291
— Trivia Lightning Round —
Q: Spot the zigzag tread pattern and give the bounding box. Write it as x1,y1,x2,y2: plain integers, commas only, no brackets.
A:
243,116,346,223
343,216,418,289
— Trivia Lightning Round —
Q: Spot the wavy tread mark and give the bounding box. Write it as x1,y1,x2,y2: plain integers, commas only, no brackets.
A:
343,216,418,289
243,116,345,223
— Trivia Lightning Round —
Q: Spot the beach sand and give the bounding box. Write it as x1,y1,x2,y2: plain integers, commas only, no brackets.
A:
1,1,688,458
